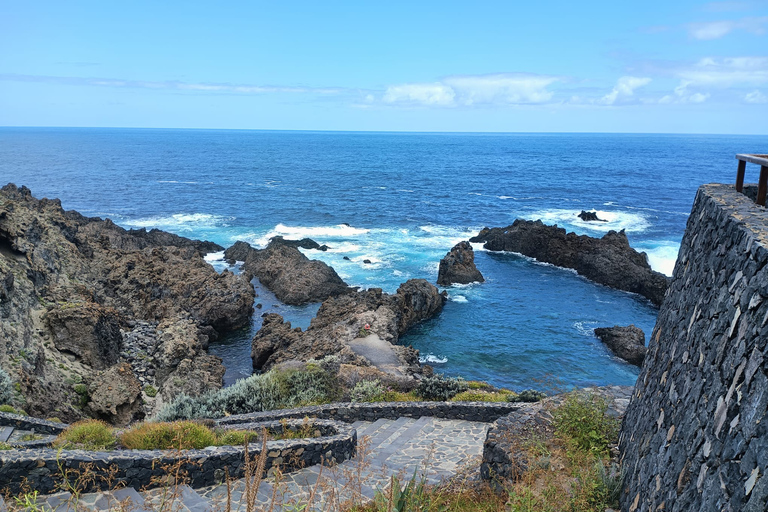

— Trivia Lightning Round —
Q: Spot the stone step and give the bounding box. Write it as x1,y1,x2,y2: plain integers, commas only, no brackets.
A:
365,417,414,451
374,417,419,452
355,418,391,440
0,427,13,443
372,416,432,465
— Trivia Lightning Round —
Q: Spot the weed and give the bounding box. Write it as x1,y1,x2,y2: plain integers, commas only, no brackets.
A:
351,379,385,402
451,390,512,402
143,385,158,397
0,405,24,415
552,392,619,456
119,421,217,450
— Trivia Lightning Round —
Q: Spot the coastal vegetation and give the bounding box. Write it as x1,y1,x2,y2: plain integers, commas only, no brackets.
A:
52,418,319,451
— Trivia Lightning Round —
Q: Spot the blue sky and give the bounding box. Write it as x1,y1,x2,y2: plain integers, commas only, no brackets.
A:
1,0,767,133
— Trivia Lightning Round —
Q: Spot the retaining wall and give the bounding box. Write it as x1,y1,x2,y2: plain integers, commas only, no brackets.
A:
620,184,768,512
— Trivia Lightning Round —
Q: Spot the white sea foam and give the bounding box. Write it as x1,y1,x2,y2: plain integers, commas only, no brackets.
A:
203,251,225,262
123,213,234,231
450,295,468,303
419,354,448,364
526,209,650,233
573,321,599,337
468,192,483,196
637,242,680,277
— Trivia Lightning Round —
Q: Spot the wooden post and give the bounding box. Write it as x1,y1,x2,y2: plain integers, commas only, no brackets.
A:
758,165,768,206
736,159,746,193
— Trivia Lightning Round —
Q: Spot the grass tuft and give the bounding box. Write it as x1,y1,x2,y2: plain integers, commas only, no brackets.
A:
54,419,117,450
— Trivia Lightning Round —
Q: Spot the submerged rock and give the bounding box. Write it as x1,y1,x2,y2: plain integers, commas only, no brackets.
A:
437,241,484,285
251,279,447,375
470,219,669,306
224,240,353,305
593,325,646,366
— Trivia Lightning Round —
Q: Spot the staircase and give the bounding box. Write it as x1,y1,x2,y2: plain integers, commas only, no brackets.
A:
5,418,489,512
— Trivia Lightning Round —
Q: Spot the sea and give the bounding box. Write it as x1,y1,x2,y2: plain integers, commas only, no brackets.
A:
1,128,764,391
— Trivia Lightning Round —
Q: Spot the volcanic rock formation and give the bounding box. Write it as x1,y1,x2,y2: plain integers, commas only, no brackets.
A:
593,325,646,366
224,239,353,305
251,279,447,375
0,184,255,422
437,241,484,285
470,219,669,306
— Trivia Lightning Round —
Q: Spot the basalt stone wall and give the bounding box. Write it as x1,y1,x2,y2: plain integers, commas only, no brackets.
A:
0,412,67,435
217,400,524,426
620,184,768,512
0,420,354,494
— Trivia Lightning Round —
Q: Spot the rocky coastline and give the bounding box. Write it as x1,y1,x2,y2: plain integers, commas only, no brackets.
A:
0,184,255,424
437,241,484,286
470,219,669,306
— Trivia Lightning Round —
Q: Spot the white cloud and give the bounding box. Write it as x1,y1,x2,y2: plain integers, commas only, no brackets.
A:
688,16,768,40
382,83,455,106
745,89,768,103
382,73,558,107
678,57,768,86
599,76,652,105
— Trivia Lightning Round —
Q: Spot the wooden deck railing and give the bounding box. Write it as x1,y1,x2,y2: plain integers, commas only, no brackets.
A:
736,154,768,206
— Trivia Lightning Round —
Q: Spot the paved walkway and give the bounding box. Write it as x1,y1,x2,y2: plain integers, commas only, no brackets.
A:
31,417,489,512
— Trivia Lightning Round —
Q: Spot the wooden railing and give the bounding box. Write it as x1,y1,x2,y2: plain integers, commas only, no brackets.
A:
736,154,768,206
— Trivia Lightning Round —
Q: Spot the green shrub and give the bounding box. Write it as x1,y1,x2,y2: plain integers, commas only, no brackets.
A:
119,421,217,450
54,419,117,450
156,362,341,422
0,404,24,415
0,442,12,450
552,392,620,455
509,389,547,403
417,374,468,401
451,390,512,402
143,385,158,397
73,383,88,395
467,380,493,390
350,379,384,402
0,368,13,405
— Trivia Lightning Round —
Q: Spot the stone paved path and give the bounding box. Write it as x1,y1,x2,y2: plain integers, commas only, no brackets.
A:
31,417,488,512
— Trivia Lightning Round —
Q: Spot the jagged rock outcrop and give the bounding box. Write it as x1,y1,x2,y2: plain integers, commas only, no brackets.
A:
87,363,142,426
269,235,329,251
593,325,646,366
470,220,669,306
0,184,255,422
224,240,353,305
578,210,607,222
252,279,447,374
437,241,484,285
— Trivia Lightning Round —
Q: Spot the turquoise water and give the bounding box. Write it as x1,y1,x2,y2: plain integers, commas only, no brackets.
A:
2,128,764,389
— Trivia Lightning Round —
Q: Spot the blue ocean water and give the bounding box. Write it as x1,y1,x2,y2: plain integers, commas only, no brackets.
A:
1,128,764,390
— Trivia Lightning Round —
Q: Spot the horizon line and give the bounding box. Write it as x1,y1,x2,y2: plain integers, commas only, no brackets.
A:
1,125,766,136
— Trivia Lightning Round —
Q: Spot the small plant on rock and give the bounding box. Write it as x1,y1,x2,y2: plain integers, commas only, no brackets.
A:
553,392,620,455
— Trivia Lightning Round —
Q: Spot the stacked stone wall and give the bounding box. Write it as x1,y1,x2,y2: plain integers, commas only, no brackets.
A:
620,184,768,512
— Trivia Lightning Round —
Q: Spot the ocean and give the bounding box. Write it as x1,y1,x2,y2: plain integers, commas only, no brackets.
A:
1,127,763,391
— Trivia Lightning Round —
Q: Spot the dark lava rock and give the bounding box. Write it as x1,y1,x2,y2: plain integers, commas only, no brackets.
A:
269,235,329,251
224,240,353,306
251,279,447,373
470,219,669,306
578,210,607,222
437,241,484,285
343,256,350,261
45,303,122,370
593,325,646,366
363,259,372,264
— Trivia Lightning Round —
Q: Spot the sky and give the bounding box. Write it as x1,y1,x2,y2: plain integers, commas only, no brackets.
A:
1,0,767,133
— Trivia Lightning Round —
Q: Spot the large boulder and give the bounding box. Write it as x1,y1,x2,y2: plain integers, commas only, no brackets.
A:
251,279,447,374
224,240,352,305
44,303,122,370
470,220,669,306
437,241,484,286
593,325,646,366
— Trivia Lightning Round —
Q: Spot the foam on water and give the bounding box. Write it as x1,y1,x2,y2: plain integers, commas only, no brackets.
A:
420,354,448,364
636,242,680,277
573,321,599,337
526,209,650,233
450,295,468,303
123,213,234,231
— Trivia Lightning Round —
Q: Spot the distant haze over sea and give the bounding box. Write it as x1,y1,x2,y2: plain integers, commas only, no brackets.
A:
1,128,763,389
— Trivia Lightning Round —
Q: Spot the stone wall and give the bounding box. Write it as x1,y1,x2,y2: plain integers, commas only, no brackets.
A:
0,411,67,435
620,184,768,512
217,400,524,426
0,420,355,494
